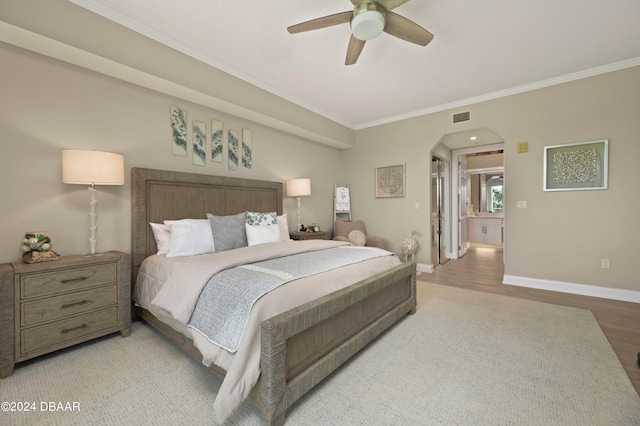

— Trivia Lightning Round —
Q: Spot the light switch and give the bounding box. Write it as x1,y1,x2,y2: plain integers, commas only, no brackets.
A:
516,201,527,209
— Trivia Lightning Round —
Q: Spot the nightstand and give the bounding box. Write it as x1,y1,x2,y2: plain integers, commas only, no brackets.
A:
290,231,329,241
0,251,130,378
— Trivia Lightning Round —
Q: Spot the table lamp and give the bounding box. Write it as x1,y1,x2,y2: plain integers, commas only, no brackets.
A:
286,178,311,232
62,150,125,255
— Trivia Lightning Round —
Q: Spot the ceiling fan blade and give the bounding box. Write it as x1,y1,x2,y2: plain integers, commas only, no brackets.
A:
384,11,434,46
378,0,411,11
345,35,366,65
287,11,352,34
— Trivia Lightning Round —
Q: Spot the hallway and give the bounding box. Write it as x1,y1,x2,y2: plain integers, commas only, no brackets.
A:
417,245,640,395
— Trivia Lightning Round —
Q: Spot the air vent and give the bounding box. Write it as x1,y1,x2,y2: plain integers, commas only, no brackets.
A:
453,111,470,123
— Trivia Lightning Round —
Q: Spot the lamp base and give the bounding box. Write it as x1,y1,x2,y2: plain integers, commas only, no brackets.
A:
85,237,103,257
296,196,302,233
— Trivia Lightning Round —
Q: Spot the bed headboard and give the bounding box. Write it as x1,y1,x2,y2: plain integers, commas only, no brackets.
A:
131,167,283,282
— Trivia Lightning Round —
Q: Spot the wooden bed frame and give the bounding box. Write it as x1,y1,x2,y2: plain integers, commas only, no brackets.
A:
131,167,416,425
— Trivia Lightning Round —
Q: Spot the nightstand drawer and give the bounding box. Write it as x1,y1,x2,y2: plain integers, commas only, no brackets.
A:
21,285,117,327
20,264,116,299
20,307,118,355
290,231,329,240
2,252,131,378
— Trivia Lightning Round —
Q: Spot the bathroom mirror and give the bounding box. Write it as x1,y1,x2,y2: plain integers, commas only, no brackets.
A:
466,151,503,214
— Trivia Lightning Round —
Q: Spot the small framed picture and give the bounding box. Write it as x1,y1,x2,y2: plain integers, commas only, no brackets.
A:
544,140,608,191
375,164,406,198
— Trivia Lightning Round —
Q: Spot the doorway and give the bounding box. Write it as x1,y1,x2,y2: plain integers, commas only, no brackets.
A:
431,127,504,263
451,143,505,258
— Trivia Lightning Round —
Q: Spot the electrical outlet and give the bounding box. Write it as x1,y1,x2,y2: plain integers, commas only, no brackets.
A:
601,259,610,269
516,201,527,209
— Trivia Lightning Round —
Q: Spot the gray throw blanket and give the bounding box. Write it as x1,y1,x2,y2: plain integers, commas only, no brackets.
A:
187,246,391,352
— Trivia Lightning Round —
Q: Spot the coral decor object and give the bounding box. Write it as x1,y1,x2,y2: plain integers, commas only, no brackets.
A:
20,232,60,263
401,230,418,262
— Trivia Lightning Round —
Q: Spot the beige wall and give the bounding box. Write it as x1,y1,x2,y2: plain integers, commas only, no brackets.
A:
1,0,638,297
342,66,640,293
0,43,344,262
0,0,354,149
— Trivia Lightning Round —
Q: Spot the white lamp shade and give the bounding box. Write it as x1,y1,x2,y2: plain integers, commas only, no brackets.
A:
351,9,385,41
62,150,125,185
286,178,311,197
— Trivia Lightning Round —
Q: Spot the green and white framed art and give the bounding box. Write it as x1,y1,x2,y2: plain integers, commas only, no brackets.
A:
170,105,187,156
211,119,223,163
192,120,206,166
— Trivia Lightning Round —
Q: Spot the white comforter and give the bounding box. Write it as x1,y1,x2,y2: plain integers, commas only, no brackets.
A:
134,240,401,423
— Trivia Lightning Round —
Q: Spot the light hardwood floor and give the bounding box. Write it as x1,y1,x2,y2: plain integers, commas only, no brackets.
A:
418,244,640,395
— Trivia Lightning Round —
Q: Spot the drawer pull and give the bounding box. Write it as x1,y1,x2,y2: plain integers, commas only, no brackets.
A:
60,324,88,334
60,276,88,284
61,300,90,309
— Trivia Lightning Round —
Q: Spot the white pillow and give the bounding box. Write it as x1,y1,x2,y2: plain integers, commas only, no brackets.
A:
348,229,367,246
149,222,171,255
277,214,292,241
245,223,282,246
164,219,214,257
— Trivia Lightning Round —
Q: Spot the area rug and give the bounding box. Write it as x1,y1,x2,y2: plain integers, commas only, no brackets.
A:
2,282,639,425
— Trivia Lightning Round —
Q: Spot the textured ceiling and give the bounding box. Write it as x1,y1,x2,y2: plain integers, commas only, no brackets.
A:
70,0,640,130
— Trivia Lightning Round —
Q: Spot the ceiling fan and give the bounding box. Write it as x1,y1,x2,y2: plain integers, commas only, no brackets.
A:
287,0,434,65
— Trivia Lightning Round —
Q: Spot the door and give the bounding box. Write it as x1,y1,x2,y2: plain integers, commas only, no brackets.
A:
431,157,449,265
458,154,468,256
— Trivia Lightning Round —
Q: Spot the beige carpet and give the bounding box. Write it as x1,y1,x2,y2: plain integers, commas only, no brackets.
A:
2,282,639,425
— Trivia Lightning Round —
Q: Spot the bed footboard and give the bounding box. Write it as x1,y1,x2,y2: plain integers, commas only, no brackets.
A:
259,261,417,425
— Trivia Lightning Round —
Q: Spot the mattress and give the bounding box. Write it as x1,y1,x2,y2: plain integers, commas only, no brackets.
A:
133,239,401,422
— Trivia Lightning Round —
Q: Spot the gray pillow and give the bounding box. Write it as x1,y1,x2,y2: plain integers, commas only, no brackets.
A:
207,212,248,252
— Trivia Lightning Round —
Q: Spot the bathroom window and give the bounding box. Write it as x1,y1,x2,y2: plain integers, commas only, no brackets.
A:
485,175,503,213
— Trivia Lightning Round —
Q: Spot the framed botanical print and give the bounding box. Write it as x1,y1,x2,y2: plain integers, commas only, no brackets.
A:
170,105,187,156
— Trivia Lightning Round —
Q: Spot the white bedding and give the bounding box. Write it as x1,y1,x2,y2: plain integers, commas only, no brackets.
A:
133,239,401,423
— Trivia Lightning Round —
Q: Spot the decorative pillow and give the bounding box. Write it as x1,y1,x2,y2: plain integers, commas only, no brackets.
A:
246,211,277,226
277,214,292,241
207,212,248,252
149,222,171,255
164,219,214,257
245,223,281,246
348,230,366,246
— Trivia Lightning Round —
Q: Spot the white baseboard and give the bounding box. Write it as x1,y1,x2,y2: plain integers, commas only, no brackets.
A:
503,275,640,304
416,263,433,273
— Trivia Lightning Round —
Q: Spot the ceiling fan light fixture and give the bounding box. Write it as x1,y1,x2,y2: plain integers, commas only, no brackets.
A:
351,9,385,41
287,0,432,65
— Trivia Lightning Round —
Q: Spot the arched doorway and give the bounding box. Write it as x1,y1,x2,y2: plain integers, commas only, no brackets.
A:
431,128,504,264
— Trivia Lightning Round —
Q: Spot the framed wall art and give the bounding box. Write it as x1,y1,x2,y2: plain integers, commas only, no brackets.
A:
375,164,406,198
543,139,608,191
170,105,187,156
242,128,252,169
192,120,206,166
228,129,239,171
211,119,223,163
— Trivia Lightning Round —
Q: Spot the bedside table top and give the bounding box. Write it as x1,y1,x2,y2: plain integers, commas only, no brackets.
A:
11,251,126,272
290,231,329,240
